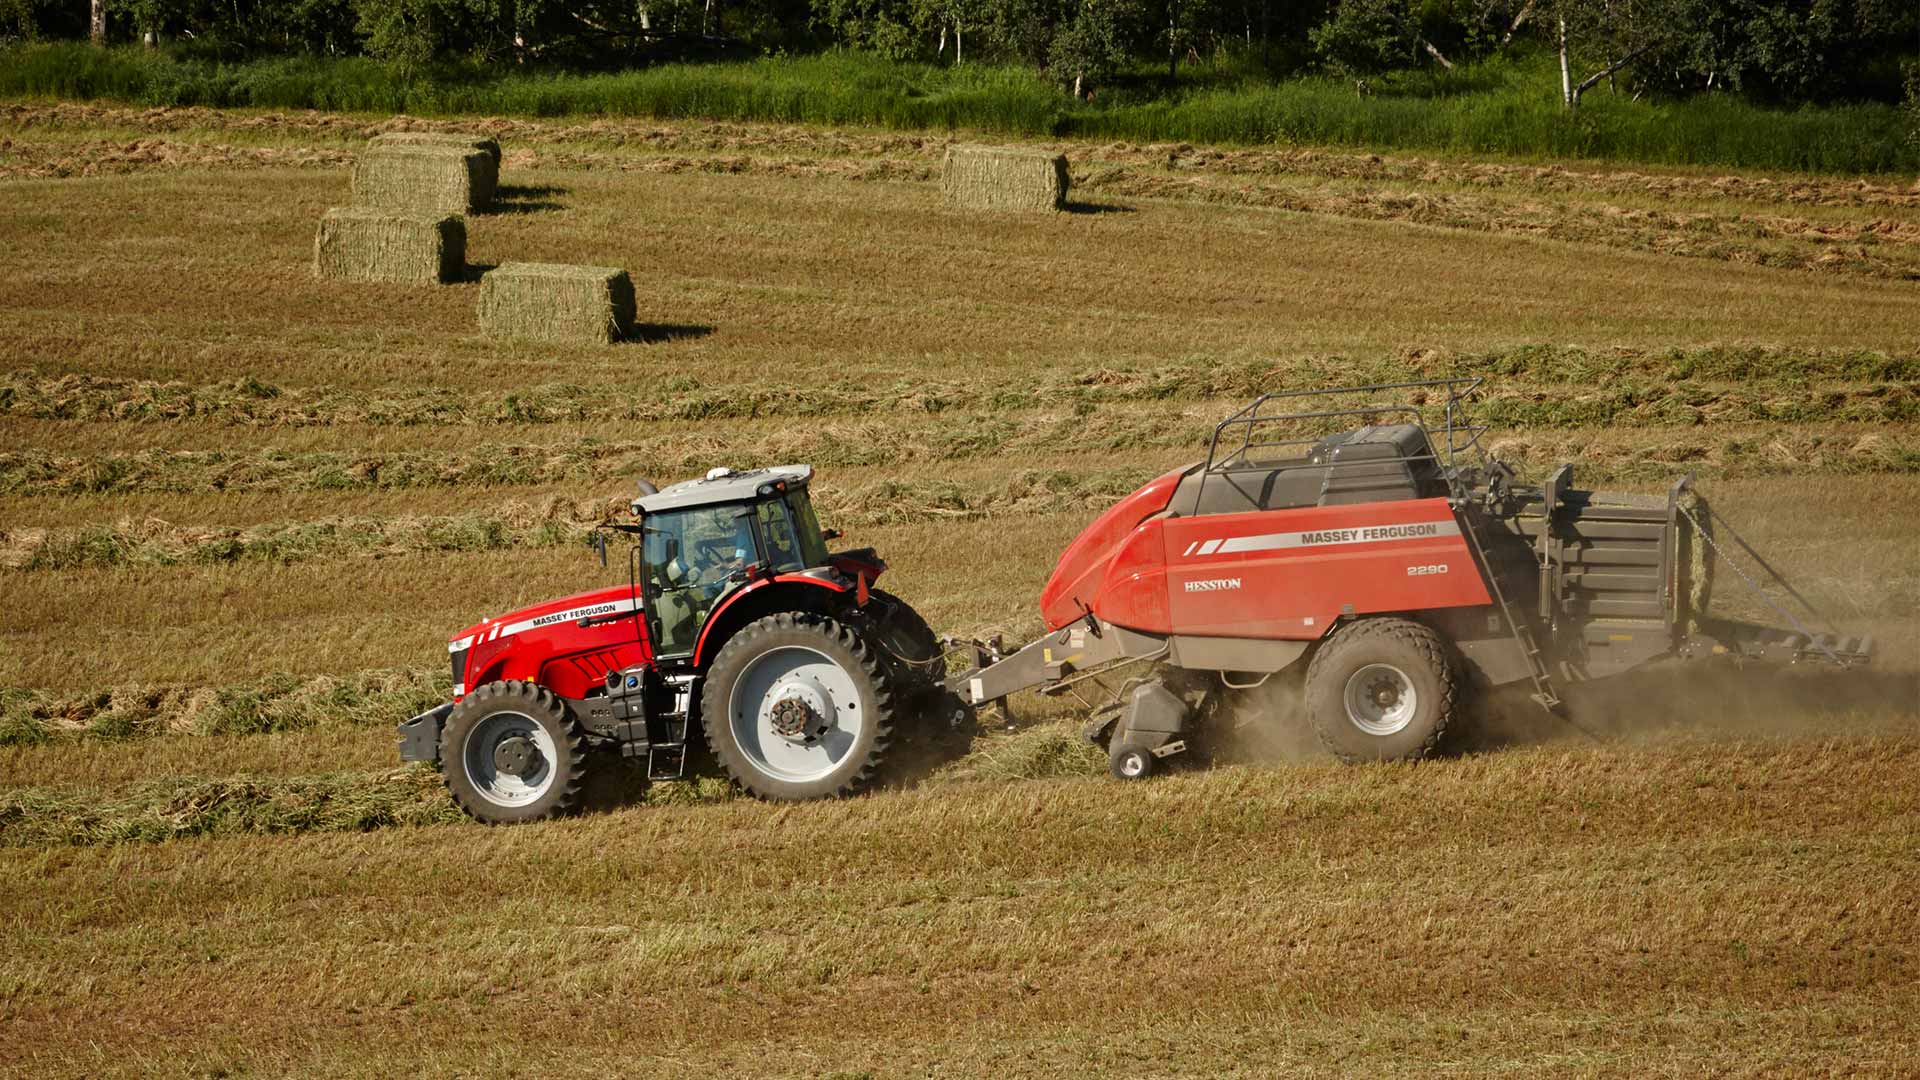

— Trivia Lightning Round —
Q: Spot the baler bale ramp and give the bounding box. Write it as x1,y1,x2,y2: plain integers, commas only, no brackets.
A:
944,378,1873,777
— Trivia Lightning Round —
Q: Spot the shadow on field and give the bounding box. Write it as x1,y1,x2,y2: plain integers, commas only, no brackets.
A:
487,184,567,214
1063,200,1135,215
627,323,715,344
462,262,497,282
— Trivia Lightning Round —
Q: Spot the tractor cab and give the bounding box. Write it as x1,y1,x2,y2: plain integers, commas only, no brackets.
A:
634,465,833,659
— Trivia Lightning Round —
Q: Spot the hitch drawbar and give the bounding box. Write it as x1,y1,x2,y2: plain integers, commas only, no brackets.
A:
944,617,1197,776
945,620,1132,708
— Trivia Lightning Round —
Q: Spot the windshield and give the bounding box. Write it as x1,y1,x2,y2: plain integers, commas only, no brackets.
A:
643,504,758,656
785,490,832,566
754,490,831,572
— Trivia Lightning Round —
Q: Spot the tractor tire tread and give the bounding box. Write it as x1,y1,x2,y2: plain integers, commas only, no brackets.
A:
701,611,895,801
441,679,588,825
867,587,947,686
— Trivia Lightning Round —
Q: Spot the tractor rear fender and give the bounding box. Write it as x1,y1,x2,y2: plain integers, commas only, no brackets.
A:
692,575,851,669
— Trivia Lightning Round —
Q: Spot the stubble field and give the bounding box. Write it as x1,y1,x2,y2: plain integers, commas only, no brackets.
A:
0,103,1916,1077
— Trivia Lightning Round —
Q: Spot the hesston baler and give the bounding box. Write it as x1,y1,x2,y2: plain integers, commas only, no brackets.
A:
943,379,1873,778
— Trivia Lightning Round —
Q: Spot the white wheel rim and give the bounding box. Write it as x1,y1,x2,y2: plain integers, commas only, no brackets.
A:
1342,663,1418,737
729,645,866,784
1119,751,1148,777
461,711,558,807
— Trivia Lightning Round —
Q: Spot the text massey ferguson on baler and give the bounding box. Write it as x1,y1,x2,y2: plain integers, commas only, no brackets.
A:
398,465,963,824
946,379,1872,778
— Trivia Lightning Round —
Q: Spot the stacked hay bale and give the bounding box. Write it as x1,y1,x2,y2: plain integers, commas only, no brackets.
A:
942,145,1070,211
477,263,637,344
313,207,466,285
353,143,493,215
369,132,501,207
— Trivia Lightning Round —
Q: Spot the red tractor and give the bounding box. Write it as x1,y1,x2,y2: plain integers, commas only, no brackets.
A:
399,465,962,824
949,379,1872,777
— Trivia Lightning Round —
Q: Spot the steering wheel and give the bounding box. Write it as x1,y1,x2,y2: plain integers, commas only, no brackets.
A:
689,537,740,583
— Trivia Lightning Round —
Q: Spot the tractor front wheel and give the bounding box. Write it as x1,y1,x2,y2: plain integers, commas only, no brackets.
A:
702,612,895,801
1303,618,1458,762
441,680,588,824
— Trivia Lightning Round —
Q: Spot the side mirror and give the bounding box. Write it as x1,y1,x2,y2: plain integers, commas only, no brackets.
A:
822,528,842,542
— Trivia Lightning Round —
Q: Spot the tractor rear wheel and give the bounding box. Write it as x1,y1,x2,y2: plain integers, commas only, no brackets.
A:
441,680,588,824
1303,618,1458,762
865,588,975,760
701,612,895,801
866,588,947,686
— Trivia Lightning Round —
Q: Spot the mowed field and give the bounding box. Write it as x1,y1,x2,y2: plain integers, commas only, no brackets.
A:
1,103,1918,1076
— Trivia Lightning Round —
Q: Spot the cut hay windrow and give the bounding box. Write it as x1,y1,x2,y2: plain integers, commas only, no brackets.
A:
2,420,1914,501
0,768,461,846
7,347,1916,428
1,499,612,572
312,206,465,285
352,143,492,215
477,263,637,344
943,145,1070,211
1074,167,1920,281
0,668,448,745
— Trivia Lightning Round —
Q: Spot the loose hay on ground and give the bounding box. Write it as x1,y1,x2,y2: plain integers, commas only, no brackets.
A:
476,262,637,344
943,145,1070,211
312,206,465,285
352,143,492,214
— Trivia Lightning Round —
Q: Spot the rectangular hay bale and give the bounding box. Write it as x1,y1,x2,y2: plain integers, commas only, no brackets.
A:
313,206,466,285
370,132,500,206
942,145,1070,211
477,263,637,345
353,144,492,215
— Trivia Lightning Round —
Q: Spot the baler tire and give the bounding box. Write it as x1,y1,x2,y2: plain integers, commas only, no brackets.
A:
701,612,895,801
1109,744,1157,781
1303,618,1458,763
440,680,588,825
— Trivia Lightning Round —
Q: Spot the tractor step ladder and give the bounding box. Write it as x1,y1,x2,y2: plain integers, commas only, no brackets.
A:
1459,504,1562,712
613,672,694,781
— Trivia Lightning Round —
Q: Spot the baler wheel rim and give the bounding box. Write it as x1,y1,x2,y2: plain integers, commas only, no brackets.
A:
1341,663,1419,736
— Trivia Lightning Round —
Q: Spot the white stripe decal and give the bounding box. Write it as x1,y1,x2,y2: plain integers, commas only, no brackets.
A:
1187,519,1461,557
1181,541,1199,556
493,597,639,641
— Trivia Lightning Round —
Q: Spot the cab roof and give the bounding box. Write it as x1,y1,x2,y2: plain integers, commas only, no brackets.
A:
633,465,813,515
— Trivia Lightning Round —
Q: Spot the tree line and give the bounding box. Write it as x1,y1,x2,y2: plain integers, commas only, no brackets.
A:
5,0,1914,108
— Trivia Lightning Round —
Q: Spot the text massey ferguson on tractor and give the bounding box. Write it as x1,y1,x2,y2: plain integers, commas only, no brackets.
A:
399,465,964,824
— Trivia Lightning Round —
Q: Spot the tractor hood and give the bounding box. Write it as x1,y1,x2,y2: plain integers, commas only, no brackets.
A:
448,584,643,698
1038,464,1192,630
450,585,639,653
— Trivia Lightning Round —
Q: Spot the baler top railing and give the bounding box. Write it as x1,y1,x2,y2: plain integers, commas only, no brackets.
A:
1198,378,1487,507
